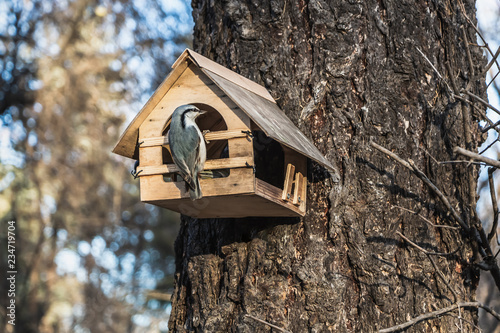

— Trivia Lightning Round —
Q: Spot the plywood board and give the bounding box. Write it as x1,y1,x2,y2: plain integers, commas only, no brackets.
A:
293,172,304,205
138,156,253,176
282,164,295,201
147,193,302,218
255,179,304,217
140,168,255,201
140,129,248,147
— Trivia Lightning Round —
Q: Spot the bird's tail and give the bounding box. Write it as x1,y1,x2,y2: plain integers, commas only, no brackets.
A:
189,176,202,200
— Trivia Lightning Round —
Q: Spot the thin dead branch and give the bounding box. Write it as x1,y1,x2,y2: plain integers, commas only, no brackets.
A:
487,70,500,89
416,47,453,94
392,205,459,230
378,302,500,333
452,94,497,132
245,314,292,333
458,1,500,76
487,168,499,243
372,142,500,291
462,25,475,79
397,231,459,302
479,137,500,155
370,141,469,231
484,46,500,74
396,231,458,256
453,146,500,169
464,91,500,117
440,161,485,166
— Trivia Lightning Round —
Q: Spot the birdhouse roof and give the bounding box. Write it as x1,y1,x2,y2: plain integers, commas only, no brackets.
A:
113,49,337,172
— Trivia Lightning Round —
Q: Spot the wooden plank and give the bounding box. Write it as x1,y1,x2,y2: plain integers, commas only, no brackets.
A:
300,175,307,212
146,193,302,218
205,129,249,142
113,59,189,159
255,179,304,217
140,129,249,148
293,172,304,205
138,156,253,176
139,146,162,166
140,168,255,201
282,164,295,201
141,136,169,147
139,164,179,175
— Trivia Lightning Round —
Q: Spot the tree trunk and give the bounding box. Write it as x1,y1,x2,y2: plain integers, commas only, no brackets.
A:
169,0,486,332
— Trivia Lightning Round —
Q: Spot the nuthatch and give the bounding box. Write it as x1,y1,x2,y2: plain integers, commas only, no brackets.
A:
168,105,206,200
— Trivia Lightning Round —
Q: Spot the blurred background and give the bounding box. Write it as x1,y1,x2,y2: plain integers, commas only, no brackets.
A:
0,0,499,332
0,0,191,332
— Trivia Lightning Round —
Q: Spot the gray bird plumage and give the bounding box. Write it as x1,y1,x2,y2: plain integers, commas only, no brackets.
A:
168,104,206,200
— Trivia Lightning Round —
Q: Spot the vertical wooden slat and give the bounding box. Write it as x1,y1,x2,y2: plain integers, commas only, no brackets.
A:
300,176,307,212
282,163,295,201
293,172,304,205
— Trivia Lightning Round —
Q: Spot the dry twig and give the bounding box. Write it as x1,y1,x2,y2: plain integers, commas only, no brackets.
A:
464,91,500,117
487,168,499,243
370,141,469,231
397,231,459,302
379,302,500,333
392,205,459,230
372,142,500,291
453,146,500,169
245,314,292,333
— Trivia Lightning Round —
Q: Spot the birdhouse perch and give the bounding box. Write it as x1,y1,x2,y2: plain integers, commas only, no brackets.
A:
113,49,336,218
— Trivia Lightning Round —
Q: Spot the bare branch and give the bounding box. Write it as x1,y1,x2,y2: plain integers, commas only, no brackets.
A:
396,231,458,256
379,302,500,333
487,70,500,90
371,141,469,232
397,231,459,302
451,94,497,132
484,46,500,74
453,146,500,169
440,161,485,166
416,47,453,93
462,26,475,78
408,159,469,232
458,0,500,75
392,205,459,230
479,137,500,155
245,314,292,333
463,91,500,118
370,141,412,169
488,168,499,243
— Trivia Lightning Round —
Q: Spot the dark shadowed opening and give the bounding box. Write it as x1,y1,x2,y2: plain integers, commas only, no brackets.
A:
252,130,284,189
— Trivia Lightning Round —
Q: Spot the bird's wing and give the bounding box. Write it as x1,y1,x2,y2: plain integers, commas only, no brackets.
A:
169,126,201,190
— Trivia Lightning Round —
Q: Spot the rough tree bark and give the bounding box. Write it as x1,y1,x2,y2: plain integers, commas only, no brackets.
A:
169,0,487,332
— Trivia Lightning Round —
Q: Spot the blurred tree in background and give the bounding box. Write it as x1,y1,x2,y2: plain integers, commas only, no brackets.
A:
0,0,192,332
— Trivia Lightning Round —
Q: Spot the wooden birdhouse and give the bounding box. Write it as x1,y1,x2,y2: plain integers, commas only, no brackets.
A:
113,49,336,218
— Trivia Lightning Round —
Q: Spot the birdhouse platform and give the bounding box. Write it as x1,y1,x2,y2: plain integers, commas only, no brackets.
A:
113,49,336,218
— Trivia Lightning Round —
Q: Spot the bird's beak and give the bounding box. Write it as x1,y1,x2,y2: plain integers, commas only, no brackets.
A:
199,110,207,115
